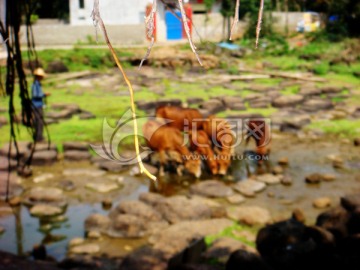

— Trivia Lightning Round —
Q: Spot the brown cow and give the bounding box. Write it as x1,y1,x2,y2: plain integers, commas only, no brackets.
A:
155,106,203,131
189,129,218,175
245,119,271,163
203,115,234,175
142,120,201,178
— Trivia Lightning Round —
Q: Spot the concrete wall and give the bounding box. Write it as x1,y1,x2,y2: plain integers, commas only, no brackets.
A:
70,0,150,25
271,12,304,33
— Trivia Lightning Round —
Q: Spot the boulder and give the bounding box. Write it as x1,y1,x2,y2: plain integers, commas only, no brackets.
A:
272,166,284,175
119,246,167,270
45,60,69,73
51,103,80,114
302,99,334,112
0,157,17,171
199,99,226,114
281,175,293,186
341,194,360,211
320,86,343,94
46,109,74,120
33,173,54,183
136,100,158,111
190,180,233,198
222,96,243,107
187,97,204,105
0,226,4,234
227,206,271,226
204,237,256,263
108,214,147,238
0,173,23,200
280,115,311,131
110,200,163,222
149,218,233,256
272,95,304,108
28,142,58,152
58,180,76,191
315,207,349,239
278,157,289,165
232,179,266,197
226,194,246,204
64,150,91,161
299,86,322,96
313,197,332,209
70,244,100,255
305,173,336,184
228,103,246,110
30,150,58,166
63,168,106,177
255,174,282,185
84,214,111,233
154,195,212,223
97,160,129,173
30,204,63,217
63,141,89,151
85,182,120,193
24,187,66,207
139,192,165,206
79,111,96,120
0,141,30,159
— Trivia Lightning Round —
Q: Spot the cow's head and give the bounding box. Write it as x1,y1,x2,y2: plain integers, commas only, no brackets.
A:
185,158,202,179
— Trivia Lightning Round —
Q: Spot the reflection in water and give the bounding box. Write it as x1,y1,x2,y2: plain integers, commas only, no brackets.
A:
13,206,24,256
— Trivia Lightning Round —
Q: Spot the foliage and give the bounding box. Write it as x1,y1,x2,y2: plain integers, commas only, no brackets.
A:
313,62,330,75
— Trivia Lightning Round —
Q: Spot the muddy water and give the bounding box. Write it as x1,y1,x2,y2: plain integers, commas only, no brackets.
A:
0,133,359,261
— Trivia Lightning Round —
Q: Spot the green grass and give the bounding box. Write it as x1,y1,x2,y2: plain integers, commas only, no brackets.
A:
281,85,300,95
205,223,257,248
308,119,360,138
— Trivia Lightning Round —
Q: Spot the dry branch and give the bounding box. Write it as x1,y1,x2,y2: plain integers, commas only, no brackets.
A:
178,0,202,66
229,0,240,40
91,0,156,182
139,0,157,69
255,0,264,48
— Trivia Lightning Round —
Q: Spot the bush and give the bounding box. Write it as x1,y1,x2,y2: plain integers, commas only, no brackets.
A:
313,62,330,75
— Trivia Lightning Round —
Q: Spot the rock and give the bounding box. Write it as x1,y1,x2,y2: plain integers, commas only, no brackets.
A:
87,230,102,239
0,226,4,234
281,175,293,186
79,111,96,120
332,158,344,169
320,86,343,94
97,160,129,173
199,99,226,114
278,157,289,166
63,141,89,151
227,206,271,226
150,218,233,256
272,166,283,175
108,214,147,238
0,157,17,171
0,173,23,200
154,195,212,223
354,138,360,147
315,207,349,239
136,100,158,111
305,173,322,184
256,174,282,185
51,103,80,114
58,180,76,191
85,182,120,193
272,95,304,108
30,204,63,217
299,86,322,96
226,249,268,270
29,150,58,166
292,208,306,223
341,194,360,211
101,198,113,209
46,109,74,120
0,141,30,159
302,99,334,112
63,168,106,177
190,180,233,198
33,173,54,183
204,237,256,263
187,97,204,105
232,179,266,197
156,98,182,108
243,93,262,101
313,197,332,209
280,115,311,131
322,174,336,182
24,187,66,207
119,246,167,270
70,244,100,255
69,237,85,247
85,214,111,233
130,163,158,176
64,150,91,161
46,60,69,73
110,200,163,221
139,192,165,206
226,194,246,204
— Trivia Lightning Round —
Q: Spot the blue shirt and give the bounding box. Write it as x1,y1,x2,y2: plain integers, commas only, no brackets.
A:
31,80,45,108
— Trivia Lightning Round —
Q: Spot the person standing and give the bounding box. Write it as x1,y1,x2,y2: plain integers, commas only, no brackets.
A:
31,68,49,142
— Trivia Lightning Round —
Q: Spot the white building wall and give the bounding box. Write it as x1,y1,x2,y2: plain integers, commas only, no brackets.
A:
70,0,150,25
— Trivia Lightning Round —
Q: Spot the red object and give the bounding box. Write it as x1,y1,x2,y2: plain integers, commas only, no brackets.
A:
182,4,193,39
197,0,204,3
145,4,156,41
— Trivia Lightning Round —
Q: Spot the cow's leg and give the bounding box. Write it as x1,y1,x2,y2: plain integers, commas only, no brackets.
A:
159,150,167,177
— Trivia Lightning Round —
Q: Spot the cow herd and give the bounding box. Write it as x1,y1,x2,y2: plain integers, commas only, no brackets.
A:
142,106,271,178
